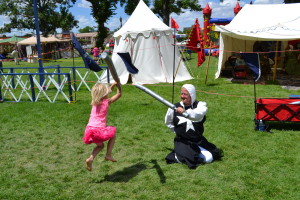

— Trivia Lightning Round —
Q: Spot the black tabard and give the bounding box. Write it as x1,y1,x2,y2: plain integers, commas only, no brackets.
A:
173,101,205,143
165,101,223,169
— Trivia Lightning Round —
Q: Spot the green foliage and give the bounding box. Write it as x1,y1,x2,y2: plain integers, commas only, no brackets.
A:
120,0,150,14
83,0,201,49
79,26,96,33
0,55,299,199
0,0,78,36
152,0,202,25
121,0,202,26
86,0,119,48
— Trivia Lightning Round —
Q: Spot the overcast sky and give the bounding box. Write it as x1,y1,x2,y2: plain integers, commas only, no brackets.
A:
0,0,284,36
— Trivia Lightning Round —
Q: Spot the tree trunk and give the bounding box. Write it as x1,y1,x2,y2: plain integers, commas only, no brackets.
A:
96,23,107,50
162,0,170,26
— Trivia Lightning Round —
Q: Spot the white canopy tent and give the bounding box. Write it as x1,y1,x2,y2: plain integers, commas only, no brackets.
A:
18,35,69,45
215,3,300,79
100,0,192,84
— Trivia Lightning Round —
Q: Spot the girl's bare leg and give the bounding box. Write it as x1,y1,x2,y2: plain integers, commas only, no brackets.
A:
86,143,104,171
105,135,117,162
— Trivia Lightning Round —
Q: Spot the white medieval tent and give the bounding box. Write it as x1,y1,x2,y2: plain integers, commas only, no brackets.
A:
100,0,192,84
215,3,300,79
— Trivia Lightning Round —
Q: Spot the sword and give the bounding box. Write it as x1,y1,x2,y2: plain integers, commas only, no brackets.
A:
135,84,189,118
101,52,120,83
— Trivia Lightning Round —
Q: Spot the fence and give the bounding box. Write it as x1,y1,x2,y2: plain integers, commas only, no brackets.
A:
0,65,110,103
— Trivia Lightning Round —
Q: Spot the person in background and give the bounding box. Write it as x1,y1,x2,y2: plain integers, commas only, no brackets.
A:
11,48,19,65
98,47,104,64
165,84,223,169
284,44,300,75
253,41,271,80
91,47,100,61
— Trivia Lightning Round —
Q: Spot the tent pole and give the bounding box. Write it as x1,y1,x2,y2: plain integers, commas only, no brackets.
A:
272,41,279,81
174,54,182,78
253,77,258,129
175,48,195,79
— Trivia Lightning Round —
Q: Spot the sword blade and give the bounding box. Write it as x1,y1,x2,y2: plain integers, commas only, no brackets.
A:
135,84,188,117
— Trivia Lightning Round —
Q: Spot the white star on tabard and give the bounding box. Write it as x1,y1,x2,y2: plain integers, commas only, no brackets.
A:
177,116,195,132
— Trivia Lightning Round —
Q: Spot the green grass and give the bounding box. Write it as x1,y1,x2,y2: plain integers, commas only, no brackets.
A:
0,54,299,199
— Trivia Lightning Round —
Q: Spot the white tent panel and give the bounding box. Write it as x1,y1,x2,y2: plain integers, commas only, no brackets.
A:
216,3,300,41
215,3,300,78
100,0,192,84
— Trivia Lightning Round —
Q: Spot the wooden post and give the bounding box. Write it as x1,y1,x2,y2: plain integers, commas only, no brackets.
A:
205,41,212,84
272,41,279,81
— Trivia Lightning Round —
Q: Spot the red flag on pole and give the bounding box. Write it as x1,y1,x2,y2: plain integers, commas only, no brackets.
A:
170,17,179,31
186,18,206,66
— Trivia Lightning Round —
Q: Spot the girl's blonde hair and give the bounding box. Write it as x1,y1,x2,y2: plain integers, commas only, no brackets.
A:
91,83,111,105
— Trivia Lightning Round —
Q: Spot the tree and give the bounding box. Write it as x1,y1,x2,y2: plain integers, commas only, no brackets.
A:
79,26,96,33
86,0,119,48
120,0,149,13
0,0,78,36
86,0,202,48
153,0,202,26
121,0,202,26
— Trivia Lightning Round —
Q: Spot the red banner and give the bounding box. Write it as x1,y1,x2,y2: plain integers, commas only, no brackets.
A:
186,18,205,66
171,17,179,31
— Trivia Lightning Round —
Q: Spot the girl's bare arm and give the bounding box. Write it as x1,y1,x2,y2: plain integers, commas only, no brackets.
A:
109,82,122,104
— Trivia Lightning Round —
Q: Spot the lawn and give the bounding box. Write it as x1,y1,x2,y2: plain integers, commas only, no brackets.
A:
0,54,299,200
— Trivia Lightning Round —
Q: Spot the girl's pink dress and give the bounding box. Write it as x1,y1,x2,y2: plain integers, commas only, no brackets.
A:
83,99,116,144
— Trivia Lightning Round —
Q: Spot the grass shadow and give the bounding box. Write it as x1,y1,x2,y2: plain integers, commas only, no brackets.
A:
266,122,300,132
96,163,147,183
96,160,166,184
205,83,219,87
150,159,166,184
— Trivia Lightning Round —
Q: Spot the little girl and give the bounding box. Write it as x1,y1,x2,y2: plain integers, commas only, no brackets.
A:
83,82,122,171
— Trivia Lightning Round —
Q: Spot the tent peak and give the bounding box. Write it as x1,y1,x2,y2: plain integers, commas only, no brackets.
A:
113,0,171,39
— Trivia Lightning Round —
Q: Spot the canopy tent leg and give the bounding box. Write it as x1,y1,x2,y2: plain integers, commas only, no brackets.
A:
272,41,279,81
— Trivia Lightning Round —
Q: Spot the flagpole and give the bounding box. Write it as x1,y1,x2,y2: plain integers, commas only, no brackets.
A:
33,0,44,86
172,27,176,103
170,17,180,103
